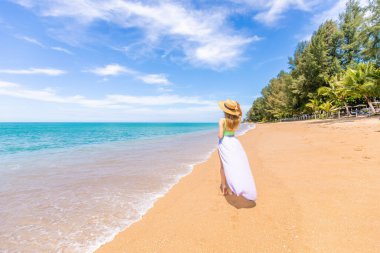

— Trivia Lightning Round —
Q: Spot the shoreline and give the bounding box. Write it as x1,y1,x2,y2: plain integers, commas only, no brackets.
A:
89,123,254,252
95,118,380,253
1,123,224,253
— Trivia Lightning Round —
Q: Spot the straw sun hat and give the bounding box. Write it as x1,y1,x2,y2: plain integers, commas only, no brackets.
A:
218,99,241,116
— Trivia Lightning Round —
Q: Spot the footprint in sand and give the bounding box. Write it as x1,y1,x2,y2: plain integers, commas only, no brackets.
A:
231,214,238,222
362,156,372,159
230,215,239,229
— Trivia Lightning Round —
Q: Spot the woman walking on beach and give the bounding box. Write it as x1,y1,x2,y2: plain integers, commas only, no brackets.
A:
218,99,257,201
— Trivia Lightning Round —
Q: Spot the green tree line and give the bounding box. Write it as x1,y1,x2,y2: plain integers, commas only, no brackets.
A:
247,0,380,122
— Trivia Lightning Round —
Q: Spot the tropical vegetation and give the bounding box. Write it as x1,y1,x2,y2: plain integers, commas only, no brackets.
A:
247,0,380,122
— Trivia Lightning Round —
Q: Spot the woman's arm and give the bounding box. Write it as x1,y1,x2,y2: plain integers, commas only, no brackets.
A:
218,118,224,139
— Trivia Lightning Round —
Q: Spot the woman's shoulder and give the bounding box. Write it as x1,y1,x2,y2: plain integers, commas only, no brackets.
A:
218,118,225,125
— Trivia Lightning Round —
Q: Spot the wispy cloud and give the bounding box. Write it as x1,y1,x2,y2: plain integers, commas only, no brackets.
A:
296,0,369,41
17,35,45,47
0,68,66,76
88,64,134,76
87,64,171,85
157,86,173,93
0,80,214,109
11,0,34,8
0,80,17,88
233,0,315,26
253,56,286,69
312,0,369,25
12,0,260,69
137,74,170,85
15,34,73,55
51,46,73,55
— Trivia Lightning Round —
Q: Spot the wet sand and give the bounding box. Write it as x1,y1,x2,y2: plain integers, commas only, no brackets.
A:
96,117,380,253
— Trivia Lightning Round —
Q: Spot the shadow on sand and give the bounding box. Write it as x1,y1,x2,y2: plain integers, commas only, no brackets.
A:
224,194,256,209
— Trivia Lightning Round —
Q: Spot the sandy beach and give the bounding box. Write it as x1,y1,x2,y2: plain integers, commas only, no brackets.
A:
96,117,380,253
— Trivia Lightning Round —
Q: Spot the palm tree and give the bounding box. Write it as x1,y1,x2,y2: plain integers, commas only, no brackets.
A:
318,74,352,116
372,67,380,86
343,63,380,113
319,101,337,118
306,98,321,117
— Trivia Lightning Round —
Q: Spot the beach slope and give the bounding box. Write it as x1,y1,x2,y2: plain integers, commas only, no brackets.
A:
96,118,380,253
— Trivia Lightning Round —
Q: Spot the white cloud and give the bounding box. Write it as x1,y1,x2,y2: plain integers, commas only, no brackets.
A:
88,64,135,76
12,0,34,8
0,68,66,76
157,86,173,93
16,34,73,55
190,35,261,68
12,0,259,69
17,35,45,47
0,80,214,109
233,0,315,26
87,64,171,85
0,81,253,121
311,0,346,26
312,0,369,25
295,0,370,41
51,46,73,55
0,81,18,88
137,74,170,85
255,0,310,25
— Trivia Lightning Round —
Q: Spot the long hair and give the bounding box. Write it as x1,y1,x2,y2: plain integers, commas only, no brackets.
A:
224,102,242,131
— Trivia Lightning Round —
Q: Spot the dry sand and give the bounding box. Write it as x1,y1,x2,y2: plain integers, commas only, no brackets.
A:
96,117,380,253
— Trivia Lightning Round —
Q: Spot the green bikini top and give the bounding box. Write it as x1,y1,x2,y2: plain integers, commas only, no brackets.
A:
223,121,235,136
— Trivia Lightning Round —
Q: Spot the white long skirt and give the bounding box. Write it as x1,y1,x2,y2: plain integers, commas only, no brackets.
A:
218,136,257,201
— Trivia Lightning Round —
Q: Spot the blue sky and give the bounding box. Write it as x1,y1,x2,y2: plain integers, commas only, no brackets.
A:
0,0,365,122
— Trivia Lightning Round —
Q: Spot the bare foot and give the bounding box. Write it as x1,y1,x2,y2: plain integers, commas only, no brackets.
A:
220,184,228,196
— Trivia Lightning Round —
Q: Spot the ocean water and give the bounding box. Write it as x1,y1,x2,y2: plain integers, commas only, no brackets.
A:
0,122,254,253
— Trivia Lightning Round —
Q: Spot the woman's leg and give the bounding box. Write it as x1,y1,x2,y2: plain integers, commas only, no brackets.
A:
218,151,228,195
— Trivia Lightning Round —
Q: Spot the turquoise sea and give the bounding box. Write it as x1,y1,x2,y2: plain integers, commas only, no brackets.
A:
0,122,254,253
0,122,217,155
